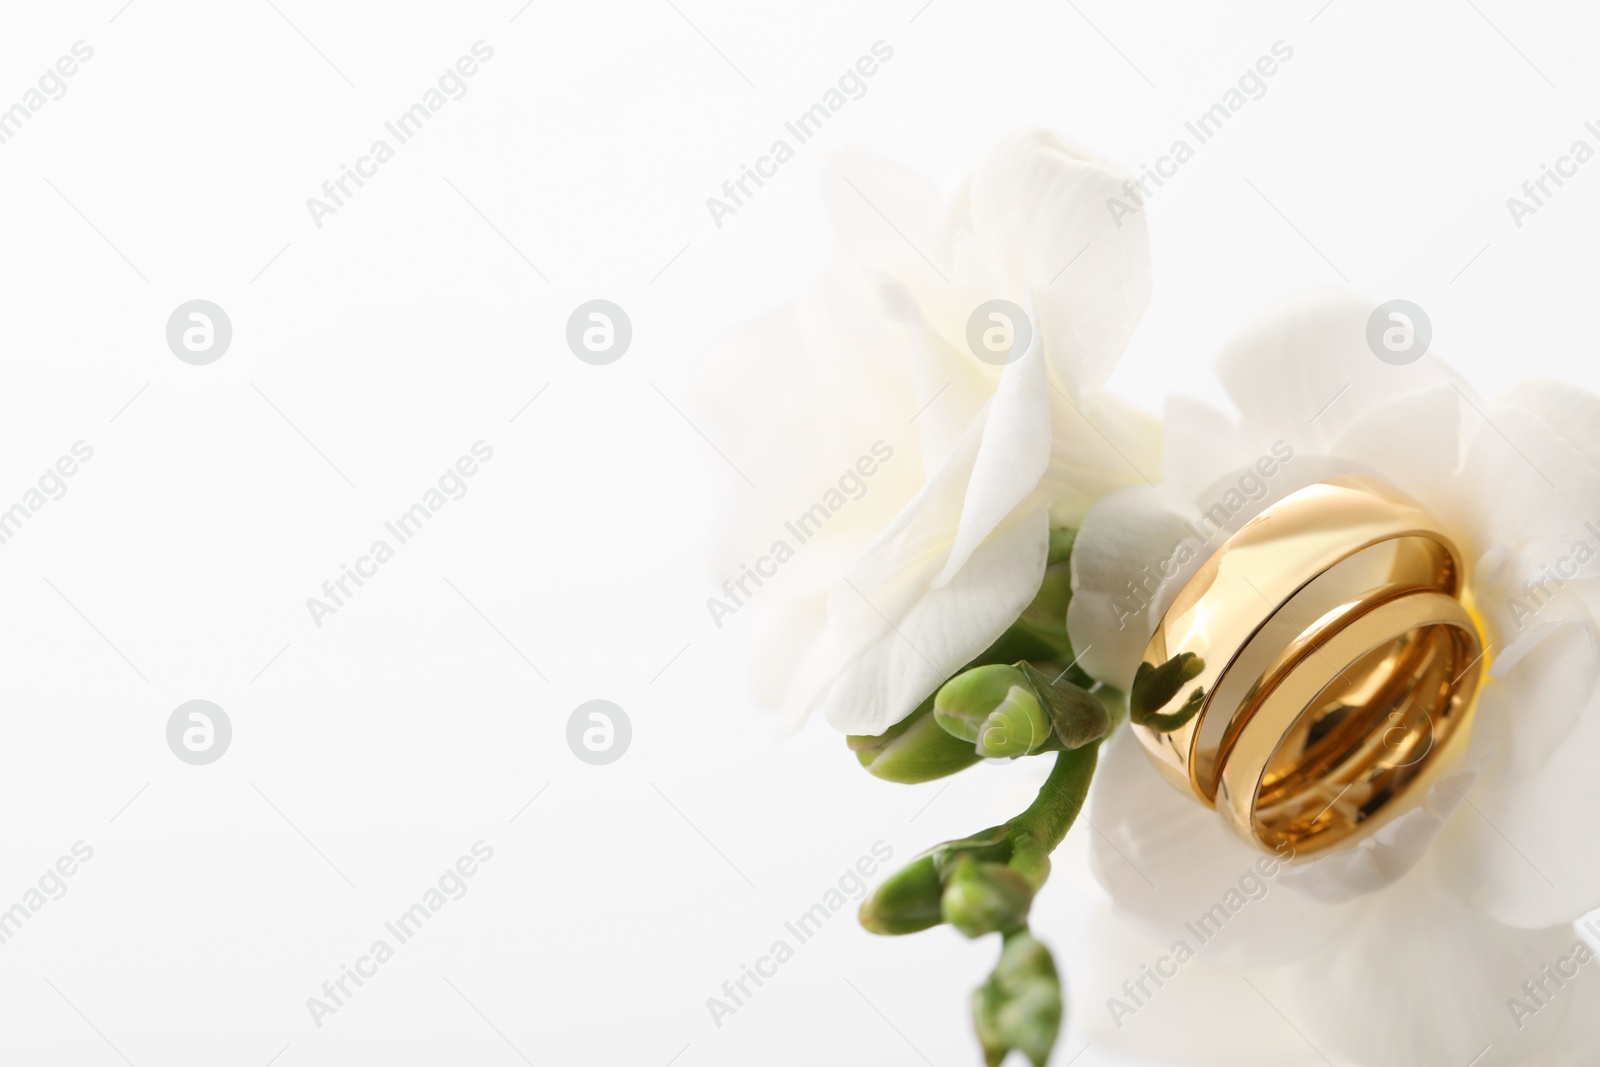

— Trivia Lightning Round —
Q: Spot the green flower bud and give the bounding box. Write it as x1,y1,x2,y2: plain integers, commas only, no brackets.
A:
934,664,1029,743
849,698,983,784
975,686,1048,759
973,931,1063,1067
859,853,944,936
940,855,1034,938
997,984,1061,1067
858,827,1018,938
935,662,1112,759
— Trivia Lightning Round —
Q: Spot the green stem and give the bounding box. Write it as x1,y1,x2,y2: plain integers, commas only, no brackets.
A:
1012,741,1099,848
1004,742,1100,886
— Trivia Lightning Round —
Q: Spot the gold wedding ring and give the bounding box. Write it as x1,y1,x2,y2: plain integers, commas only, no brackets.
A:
1131,477,1485,853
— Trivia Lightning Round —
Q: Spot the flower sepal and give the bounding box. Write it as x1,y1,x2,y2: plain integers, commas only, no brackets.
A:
849,697,985,784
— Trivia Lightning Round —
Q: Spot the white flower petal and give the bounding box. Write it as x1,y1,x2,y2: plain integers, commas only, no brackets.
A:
1482,580,1600,785
694,286,921,574
1540,962,1600,1066
934,303,1052,587
1037,388,1163,528
879,280,995,480
747,592,826,713
711,134,1156,733
1086,727,1359,967
1432,605,1600,928
820,505,1050,734
691,288,930,717
1066,486,1210,690
794,275,930,448
1215,287,1471,453
1492,379,1600,502
1327,387,1471,529
1283,858,1583,1067
1161,394,1256,499
819,141,946,291
957,130,1152,394
1459,382,1600,620
1069,903,1325,1065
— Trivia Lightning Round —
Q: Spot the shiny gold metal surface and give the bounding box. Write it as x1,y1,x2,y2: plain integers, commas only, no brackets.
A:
1131,477,1485,854
1215,589,1482,850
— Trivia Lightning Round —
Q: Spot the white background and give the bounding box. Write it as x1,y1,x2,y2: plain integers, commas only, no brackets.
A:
1,1,1597,1065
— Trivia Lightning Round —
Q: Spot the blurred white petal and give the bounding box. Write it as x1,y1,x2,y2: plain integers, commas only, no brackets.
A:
1087,727,1359,967
1284,860,1582,1067
1069,902,1325,1066
704,131,1155,732
1433,606,1600,928
1215,287,1470,453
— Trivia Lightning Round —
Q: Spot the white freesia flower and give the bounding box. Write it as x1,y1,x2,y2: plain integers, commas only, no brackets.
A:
1065,288,1600,1066
699,131,1159,736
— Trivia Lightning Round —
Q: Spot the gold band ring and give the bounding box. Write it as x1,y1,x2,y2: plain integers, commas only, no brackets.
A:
1131,477,1485,853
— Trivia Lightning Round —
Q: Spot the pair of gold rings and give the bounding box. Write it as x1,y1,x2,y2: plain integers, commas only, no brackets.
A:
1132,477,1486,854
